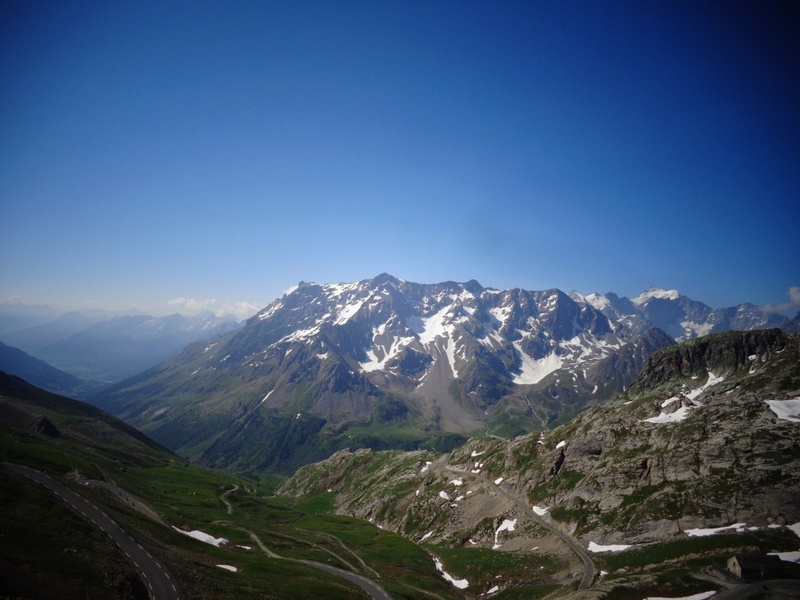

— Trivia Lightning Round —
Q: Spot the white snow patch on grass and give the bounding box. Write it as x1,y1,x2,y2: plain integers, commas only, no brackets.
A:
555,440,567,449
420,461,432,474
494,477,504,485
172,527,228,547
643,592,715,600
439,491,451,500
432,556,469,589
765,398,800,423
587,541,632,553
532,505,549,516
686,523,746,537
452,479,464,486
216,564,238,572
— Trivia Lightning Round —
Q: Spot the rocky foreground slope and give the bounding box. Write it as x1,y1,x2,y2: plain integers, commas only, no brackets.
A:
280,330,800,552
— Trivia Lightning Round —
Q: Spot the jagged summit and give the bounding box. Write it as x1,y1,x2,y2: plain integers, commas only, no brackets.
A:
571,286,788,341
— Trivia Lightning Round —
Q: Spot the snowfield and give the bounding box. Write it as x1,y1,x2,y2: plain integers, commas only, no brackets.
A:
587,541,632,553
492,518,517,549
512,342,564,384
644,592,715,600
432,556,469,589
765,398,800,422
686,523,747,537
643,372,723,424
172,527,228,547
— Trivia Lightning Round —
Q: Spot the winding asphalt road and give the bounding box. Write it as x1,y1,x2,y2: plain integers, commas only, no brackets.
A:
301,560,394,600
4,463,183,600
232,525,395,600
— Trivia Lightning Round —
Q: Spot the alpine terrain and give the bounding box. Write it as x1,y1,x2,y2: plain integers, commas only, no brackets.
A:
95,274,790,475
280,328,800,596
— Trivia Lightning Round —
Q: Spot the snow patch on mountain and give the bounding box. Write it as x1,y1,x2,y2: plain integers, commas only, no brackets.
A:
172,527,228,547
417,305,458,345
587,541,632,553
685,372,724,400
686,523,747,537
765,398,800,423
334,298,365,325
643,372,725,424
512,342,563,384
492,518,517,549
432,555,469,589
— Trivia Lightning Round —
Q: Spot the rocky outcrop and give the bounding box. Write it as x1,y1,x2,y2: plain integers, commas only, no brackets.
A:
630,328,790,392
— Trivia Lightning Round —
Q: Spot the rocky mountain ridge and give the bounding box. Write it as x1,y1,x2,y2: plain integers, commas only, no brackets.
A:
571,287,790,341
280,329,800,552
96,275,679,473
95,275,792,474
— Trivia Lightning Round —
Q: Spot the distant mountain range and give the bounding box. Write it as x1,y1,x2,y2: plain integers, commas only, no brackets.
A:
0,341,85,398
94,274,795,474
0,307,241,393
571,287,789,341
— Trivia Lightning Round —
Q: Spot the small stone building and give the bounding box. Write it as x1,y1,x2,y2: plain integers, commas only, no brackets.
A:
727,554,785,581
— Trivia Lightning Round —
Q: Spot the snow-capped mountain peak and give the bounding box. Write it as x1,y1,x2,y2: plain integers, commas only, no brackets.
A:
571,286,788,342
219,276,641,433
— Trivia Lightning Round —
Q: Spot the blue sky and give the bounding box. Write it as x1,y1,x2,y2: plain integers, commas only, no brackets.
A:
1,0,798,318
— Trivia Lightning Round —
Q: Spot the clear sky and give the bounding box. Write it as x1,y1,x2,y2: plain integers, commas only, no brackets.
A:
2,0,799,319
